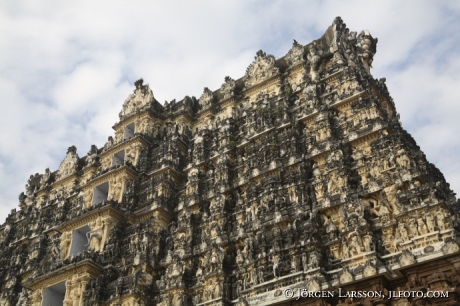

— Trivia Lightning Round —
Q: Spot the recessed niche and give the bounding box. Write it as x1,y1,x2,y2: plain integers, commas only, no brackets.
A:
42,281,66,306
124,122,135,140
92,182,109,205
68,225,91,257
112,150,125,166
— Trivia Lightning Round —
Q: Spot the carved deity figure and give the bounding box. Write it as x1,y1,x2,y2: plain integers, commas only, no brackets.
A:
325,218,338,239
397,222,409,242
308,252,319,269
425,212,435,233
408,218,418,238
109,177,123,202
348,234,363,256
362,233,373,252
382,178,402,213
341,239,349,259
245,50,279,88
436,210,447,231
87,217,105,252
417,218,428,235
271,254,280,278
61,231,72,259
307,44,321,78
40,168,51,187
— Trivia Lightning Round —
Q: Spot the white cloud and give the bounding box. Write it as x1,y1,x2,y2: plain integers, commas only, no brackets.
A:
1,1,460,223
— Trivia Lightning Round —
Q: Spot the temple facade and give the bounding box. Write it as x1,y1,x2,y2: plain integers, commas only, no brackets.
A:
1,17,459,306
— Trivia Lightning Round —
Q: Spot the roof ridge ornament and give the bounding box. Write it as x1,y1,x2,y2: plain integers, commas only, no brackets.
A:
119,78,154,120
244,50,279,89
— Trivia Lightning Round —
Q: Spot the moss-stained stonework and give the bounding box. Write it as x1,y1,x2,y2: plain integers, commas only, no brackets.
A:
1,17,459,306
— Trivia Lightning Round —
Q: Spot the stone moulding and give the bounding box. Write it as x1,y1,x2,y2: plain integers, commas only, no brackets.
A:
25,260,103,291
53,205,124,234
1,16,459,306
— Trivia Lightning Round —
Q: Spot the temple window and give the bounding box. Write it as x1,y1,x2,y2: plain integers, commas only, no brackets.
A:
42,281,65,306
112,150,125,166
68,225,91,257
92,182,109,205
124,122,135,140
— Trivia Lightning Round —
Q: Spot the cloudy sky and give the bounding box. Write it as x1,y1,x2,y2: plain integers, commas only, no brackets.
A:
1,1,460,223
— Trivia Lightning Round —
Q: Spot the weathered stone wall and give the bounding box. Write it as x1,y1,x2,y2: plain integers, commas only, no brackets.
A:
0,17,458,306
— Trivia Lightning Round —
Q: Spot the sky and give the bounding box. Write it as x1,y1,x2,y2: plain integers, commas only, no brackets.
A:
1,1,460,224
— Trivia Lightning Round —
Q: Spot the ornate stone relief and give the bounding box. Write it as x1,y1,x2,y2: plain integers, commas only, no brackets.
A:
55,146,79,181
284,40,304,67
198,87,214,111
220,76,236,100
244,50,279,88
119,79,154,119
0,16,459,306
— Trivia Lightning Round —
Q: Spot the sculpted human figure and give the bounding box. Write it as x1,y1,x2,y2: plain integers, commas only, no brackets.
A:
408,219,418,238
109,178,123,202
61,231,72,259
382,178,401,213
349,234,362,256
362,233,373,252
251,267,259,285
87,218,105,252
397,222,409,242
50,235,62,261
271,254,280,278
436,210,447,231
309,253,319,269
325,218,338,239
417,218,428,235
125,144,137,164
40,168,51,186
213,281,222,299
301,252,308,272
378,201,390,219
425,212,435,232
341,239,349,259
312,163,321,180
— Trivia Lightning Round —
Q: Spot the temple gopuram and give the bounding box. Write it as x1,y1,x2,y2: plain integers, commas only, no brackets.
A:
1,17,459,306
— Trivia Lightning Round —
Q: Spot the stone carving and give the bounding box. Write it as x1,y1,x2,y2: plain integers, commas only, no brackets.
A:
198,87,214,110
109,177,123,202
86,145,99,167
0,17,459,306
339,266,353,284
87,217,105,252
399,249,415,267
56,146,79,180
244,50,279,88
442,240,459,255
220,76,236,100
60,231,72,259
284,40,304,67
356,30,377,74
120,79,154,118
363,261,377,277
307,43,323,80
40,168,52,187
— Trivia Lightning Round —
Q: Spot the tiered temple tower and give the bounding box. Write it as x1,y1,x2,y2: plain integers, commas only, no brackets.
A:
1,17,459,306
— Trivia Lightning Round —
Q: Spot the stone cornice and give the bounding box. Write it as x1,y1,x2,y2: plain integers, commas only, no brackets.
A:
243,74,282,98
99,134,150,159
25,260,103,290
112,108,153,130
85,165,138,189
54,205,124,233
